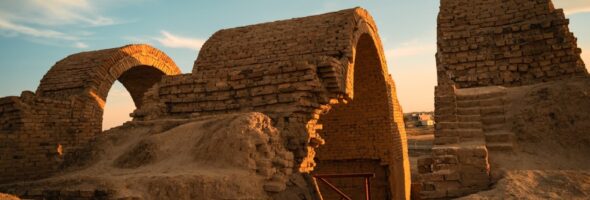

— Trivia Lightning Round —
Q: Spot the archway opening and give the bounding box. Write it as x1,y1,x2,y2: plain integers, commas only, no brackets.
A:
102,82,134,130
101,65,167,130
314,34,397,199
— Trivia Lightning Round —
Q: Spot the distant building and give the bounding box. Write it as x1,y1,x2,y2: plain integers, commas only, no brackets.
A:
418,113,434,126
404,112,435,128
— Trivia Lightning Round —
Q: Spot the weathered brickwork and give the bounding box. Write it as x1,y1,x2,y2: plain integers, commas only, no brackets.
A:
134,8,410,199
0,45,180,184
0,8,411,199
418,0,589,198
437,0,588,88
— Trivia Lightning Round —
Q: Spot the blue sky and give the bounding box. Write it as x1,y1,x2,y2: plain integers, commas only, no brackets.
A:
1,0,589,129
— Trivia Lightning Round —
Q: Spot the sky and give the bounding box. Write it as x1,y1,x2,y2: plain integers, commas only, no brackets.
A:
0,0,589,130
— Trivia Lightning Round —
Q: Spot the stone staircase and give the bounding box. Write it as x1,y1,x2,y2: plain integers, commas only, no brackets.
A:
455,87,516,153
418,86,519,199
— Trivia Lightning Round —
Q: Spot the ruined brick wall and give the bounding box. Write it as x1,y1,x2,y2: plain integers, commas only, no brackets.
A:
437,0,588,88
418,0,589,198
0,93,75,183
0,45,180,184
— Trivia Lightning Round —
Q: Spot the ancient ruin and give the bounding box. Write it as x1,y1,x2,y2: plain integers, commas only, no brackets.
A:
1,0,590,199
416,0,589,198
0,8,411,200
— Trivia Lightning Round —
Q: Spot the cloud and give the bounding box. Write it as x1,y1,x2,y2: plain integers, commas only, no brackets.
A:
154,31,206,50
553,0,590,15
1,0,116,26
0,0,120,48
74,42,88,49
0,18,77,40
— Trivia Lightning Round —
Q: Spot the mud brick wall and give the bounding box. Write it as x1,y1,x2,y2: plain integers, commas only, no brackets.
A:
437,0,588,88
0,93,70,183
152,57,342,118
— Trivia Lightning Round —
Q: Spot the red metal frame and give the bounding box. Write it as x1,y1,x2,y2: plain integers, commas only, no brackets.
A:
313,173,375,200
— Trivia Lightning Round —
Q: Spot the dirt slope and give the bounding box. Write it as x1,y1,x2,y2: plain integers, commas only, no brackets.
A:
1,112,298,200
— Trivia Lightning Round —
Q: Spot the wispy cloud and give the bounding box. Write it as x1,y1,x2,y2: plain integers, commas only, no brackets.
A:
553,0,590,15
0,18,77,40
73,42,89,49
0,0,119,48
154,31,206,50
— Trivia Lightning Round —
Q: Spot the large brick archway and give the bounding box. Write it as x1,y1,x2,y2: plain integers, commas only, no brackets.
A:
313,30,409,200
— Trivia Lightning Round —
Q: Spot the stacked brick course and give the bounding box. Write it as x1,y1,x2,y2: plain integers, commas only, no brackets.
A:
437,0,588,88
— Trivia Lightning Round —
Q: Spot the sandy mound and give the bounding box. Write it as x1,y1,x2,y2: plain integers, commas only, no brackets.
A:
1,112,297,200
461,170,590,199
463,77,590,199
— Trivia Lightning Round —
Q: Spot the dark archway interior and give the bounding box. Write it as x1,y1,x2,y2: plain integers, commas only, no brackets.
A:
117,65,167,108
314,34,395,199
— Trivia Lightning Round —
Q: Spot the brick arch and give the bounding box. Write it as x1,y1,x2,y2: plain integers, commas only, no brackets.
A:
37,44,181,108
35,44,180,144
312,12,410,200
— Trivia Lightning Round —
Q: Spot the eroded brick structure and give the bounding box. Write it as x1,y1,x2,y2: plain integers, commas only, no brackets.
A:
417,0,588,198
0,8,411,199
0,44,179,184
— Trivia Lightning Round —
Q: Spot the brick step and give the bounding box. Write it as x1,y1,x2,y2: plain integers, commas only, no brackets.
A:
458,122,482,129
480,106,504,115
459,136,486,144
456,91,506,101
434,136,459,145
484,131,514,143
457,108,479,115
481,115,506,125
437,128,483,137
478,98,505,107
456,97,504,108
483,124,505,132
457,115,481,122
486,143,514,152
456,100,479,108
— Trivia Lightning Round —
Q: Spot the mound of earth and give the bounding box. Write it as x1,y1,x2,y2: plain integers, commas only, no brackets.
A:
461,170,590,199
0,112,310,200
463,77,590,199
